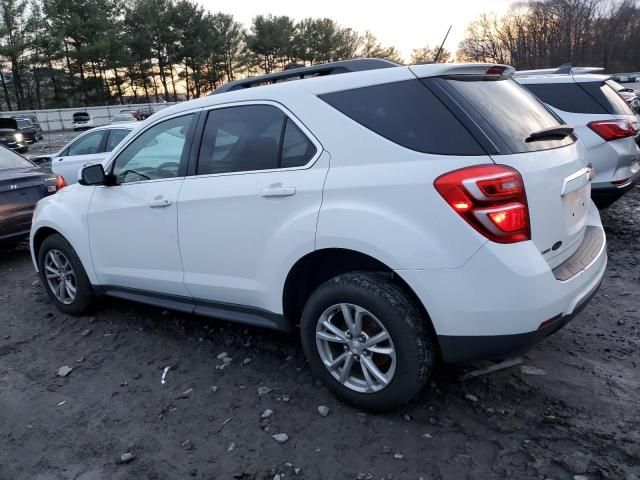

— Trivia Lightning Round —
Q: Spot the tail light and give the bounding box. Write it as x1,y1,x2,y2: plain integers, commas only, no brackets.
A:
56,175,67,191
434,165,530,244
587,120,637,141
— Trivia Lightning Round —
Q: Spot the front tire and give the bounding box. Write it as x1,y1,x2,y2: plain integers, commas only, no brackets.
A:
38,234,95,315
300,272,434,411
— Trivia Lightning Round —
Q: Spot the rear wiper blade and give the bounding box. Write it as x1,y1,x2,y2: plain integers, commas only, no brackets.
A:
525,126,574,143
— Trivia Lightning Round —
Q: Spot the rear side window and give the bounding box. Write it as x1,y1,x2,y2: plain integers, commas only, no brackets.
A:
319,80,485,155
197,105,316,175
105,128,131,152
444,76,575,153
523,82,608,114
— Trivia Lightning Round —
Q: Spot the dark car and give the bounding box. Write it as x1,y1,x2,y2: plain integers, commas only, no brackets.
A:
136,106,155,120
0,146,63,243
12,115,44,140
0,118,29,153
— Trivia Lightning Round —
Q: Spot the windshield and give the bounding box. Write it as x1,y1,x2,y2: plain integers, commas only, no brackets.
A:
17,119,30,128
0,145,33,169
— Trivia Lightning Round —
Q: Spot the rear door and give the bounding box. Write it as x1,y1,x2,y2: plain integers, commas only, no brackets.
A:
426,74,592,267
53,129,108,183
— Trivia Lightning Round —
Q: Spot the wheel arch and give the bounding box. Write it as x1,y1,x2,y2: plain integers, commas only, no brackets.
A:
282,248,438,350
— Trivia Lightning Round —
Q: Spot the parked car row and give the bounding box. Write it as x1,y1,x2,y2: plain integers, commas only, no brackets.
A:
1,59,636,411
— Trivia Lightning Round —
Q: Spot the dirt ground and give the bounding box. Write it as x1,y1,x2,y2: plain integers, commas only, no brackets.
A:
24,131,81,161
0,188,639,480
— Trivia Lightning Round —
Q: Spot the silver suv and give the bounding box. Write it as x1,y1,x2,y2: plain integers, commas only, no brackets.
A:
515,70,640,208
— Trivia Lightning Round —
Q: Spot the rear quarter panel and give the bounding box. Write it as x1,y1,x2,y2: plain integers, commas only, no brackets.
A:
278,91,492,270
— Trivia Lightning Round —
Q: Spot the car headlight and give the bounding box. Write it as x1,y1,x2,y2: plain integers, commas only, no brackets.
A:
14,133,23,141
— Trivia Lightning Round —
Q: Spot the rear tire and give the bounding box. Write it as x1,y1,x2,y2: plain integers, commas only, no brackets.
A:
300,272,434,412
38,234,95,315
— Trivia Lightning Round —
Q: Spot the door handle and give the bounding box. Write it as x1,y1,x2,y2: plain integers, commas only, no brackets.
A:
261,186,296,197
149,198,172,208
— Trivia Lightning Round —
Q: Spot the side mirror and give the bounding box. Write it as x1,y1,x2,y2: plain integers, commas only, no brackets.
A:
31,155,52,165
78,163,106,186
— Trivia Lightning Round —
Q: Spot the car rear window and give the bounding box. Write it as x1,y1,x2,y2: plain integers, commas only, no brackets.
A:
523,82,608,114
443,76,575,153
524,80,634,116
319,80,485,155
598,81,635,115
0,146,32,169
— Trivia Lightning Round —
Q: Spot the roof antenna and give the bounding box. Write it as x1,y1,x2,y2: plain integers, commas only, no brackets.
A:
434,25,452,63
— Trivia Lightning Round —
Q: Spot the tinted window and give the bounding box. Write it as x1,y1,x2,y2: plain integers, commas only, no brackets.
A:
0,146,32,169
105,128,131,152
320,80,484,155
197,105,316,175
281,119,316,168
523,82,608,114
67,131,106,156
601,81,635,115
445,77,574,153
113,114,194,184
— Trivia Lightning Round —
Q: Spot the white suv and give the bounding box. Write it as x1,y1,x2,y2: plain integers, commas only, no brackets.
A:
514,71,640,208
30,60,607,411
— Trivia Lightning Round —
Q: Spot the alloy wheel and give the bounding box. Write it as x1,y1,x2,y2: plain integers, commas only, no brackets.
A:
44,249,77,305
315,303,397,393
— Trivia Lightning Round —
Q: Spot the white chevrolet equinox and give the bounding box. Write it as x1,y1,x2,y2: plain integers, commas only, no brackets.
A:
30,59,607,411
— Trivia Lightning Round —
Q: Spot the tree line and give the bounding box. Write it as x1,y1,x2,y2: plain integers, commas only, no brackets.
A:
458,0,640,72
0,0,453,111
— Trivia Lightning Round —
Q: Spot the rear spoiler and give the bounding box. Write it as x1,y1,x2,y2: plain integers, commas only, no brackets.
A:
409,63,516,78
513,63,604,77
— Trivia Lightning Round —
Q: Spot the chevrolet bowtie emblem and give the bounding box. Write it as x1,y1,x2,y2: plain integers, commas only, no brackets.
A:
9,184,17,190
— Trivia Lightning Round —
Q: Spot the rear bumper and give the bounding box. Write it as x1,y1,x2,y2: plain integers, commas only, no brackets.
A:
397,206,607,363
591,172,639,208
437,273,602,362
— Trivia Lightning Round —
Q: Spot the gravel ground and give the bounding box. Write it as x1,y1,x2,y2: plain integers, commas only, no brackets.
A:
0,187,639,480
24,131,80,161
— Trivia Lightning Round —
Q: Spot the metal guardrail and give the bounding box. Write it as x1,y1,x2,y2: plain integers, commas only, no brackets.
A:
0,102,180,132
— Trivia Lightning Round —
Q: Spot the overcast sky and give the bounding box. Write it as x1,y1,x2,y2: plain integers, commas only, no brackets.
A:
198,0,515,60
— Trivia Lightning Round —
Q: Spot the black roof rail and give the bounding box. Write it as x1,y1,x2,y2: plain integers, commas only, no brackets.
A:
212,58,401,95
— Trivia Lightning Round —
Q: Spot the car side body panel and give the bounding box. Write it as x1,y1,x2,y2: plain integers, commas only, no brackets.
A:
29,184,97,283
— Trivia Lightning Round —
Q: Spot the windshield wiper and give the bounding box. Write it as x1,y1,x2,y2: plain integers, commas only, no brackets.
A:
525,126,574,143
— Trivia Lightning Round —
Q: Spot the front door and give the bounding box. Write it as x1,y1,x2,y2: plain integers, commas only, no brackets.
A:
88,113,197,296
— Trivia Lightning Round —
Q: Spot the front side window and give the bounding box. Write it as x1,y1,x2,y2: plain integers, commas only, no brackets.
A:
67,131,106,156
105,128,131,152
197,105,316,175
112,114,194,184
